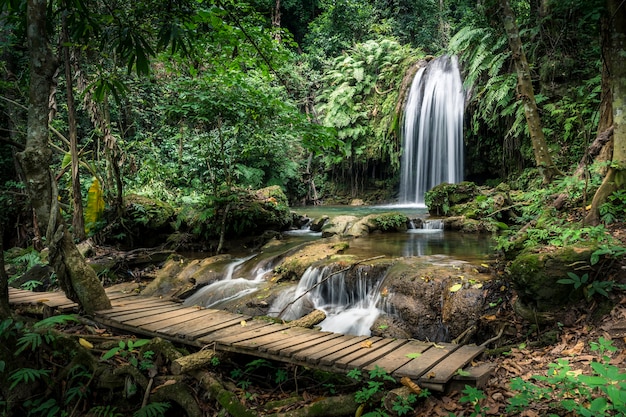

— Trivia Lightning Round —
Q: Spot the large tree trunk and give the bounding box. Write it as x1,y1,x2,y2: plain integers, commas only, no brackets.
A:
18,0,110,313
62,15,86,241
585,0,626,225
0,224,10,318
500,0,560,183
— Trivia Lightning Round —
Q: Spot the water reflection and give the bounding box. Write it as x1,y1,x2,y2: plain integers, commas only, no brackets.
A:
344,230,492,263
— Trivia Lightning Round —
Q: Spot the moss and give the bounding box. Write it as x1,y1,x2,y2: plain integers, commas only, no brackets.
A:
507,244,599,310
425,182,478,216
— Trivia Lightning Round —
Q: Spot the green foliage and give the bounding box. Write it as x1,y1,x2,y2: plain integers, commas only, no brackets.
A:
505,338,626,416
371,213,407,231
89,405,124,417
459,385,488,417
349,366,422,416
558,271,626,301
101,339,154,370
316,37,415,193
9,367,51,390
133,402,170,417
599,190,626,224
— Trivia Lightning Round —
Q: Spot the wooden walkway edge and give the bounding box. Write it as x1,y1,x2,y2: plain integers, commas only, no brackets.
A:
8,287,493,392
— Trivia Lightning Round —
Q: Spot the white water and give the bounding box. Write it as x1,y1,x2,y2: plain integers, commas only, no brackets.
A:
183,255,269,308
269,265,387,336
399,55,465,206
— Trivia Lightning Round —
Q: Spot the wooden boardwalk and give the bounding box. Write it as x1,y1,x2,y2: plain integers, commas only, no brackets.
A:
8,287,492,392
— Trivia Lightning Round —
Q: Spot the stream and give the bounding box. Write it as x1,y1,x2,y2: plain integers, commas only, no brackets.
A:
178,206,494,338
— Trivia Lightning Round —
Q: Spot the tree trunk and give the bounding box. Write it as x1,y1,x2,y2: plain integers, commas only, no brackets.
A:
0,224,10,318
500,0,560,183
62,15,86,241
586,0,626,225
18,0,111,313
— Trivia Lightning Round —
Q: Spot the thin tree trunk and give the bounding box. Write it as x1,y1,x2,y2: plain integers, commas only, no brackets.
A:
18,0,111,313
500,0,560,183
585,0,626,224
62,14,86,241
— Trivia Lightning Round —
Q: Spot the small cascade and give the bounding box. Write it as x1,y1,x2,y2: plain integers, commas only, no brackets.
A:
399,55,465,206
270,265,389,336
422,219,444,230
183,255,269,308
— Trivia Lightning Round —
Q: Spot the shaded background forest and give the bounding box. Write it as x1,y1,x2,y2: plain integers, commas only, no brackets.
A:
0,0,607,246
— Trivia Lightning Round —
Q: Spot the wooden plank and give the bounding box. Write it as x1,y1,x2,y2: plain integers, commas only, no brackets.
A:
318,337,383,367
107,305,185,323
393,343,459,379
261,332,342,356
363,340,432,374
210,322,286,345
216,326,313,352
448,363,495,391
331,338,394,369
102,302,180,319
417,344,485,385
105,292,142,302
305,335,369,365
272,333,347,358
95,299,170,314
292,334,365,363
155,311,245,339
131,309,215,331
9,292,68,303
182,315,250,340
347,339,409,370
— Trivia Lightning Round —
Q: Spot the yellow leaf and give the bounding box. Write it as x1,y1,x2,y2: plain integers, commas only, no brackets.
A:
472,283,483,289
449,283,463,292
481,264,489,268
361,340,373,348
78,338,93,349
85,177,104,234
240,320,247,327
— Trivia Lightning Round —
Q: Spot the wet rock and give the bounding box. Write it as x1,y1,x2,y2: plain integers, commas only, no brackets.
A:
321,215,359,237
383,258,490,342
507,244,599,311
309,215,329,232
142,255,233,298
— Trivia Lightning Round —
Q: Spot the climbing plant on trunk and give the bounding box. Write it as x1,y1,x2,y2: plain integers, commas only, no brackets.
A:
500,0,560,184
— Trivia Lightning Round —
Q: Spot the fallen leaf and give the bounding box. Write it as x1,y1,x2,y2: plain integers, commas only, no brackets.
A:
449,283,462,293
425,371,436,379
240,320,247,327
406,352,422,359
562,340,585,356
361,340,373,348
78,338,93,349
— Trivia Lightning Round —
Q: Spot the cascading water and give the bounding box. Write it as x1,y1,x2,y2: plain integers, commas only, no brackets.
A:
269,265,389,336
399,55,465,206
183,255,270,309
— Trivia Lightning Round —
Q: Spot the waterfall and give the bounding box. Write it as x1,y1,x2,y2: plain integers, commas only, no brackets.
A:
399,55,465,206
270,265,387,336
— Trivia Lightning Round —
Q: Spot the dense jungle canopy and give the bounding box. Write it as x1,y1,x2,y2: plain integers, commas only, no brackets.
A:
1,0,626,416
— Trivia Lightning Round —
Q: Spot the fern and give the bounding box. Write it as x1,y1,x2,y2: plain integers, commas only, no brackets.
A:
133,402,171,417
89,405,123,417
33,314,79,329
9,368,51,390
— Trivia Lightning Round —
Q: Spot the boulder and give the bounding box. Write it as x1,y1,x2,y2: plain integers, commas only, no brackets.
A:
507,244,599,311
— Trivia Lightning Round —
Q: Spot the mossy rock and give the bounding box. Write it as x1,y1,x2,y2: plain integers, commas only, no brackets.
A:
507,244,599,311
125,194,175,229
425,182,478,216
